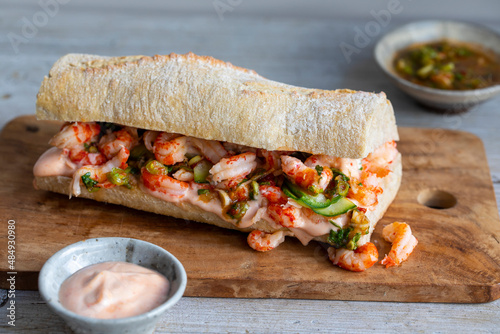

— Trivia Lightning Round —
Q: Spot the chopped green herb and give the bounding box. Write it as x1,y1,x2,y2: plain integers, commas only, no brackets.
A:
259,181,271,186
358,182,363,186
81,172,99,192
346,233,361,250
315,165,324,176
328,226,353,249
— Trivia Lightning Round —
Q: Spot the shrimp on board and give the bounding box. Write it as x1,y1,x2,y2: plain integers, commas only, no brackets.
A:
328,242,379,272
380,222,418,268
281,155,333,194
247,230,289,252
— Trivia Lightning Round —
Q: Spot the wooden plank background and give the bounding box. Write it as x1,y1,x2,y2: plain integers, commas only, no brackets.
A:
1,0,499,332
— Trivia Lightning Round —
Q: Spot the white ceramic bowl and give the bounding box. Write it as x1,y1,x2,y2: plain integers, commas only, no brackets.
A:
39,238,187,334
374,20,500,111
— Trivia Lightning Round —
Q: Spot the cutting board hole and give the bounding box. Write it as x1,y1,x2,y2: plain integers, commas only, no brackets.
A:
418,189,457,209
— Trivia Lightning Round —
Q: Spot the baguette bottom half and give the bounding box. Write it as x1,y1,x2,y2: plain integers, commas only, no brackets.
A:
33,154,402,246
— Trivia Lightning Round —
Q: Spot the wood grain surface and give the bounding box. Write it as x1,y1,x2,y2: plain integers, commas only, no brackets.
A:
0,115,499,303
1,2,500,332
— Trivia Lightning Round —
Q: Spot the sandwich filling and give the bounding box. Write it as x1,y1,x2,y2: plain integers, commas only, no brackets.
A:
34,122,400,271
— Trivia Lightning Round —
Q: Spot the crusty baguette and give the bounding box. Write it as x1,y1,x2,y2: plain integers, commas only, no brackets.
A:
33,154,401,245
36,53,398,159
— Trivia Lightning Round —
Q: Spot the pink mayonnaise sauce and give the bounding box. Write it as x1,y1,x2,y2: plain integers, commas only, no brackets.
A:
59,261,170,319
33,147,76,177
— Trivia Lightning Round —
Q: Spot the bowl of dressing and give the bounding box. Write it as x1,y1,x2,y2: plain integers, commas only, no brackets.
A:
374,20,500,112
38,237,187,334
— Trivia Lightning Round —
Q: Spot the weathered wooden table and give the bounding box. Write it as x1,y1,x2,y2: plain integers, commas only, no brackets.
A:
1,1,499,332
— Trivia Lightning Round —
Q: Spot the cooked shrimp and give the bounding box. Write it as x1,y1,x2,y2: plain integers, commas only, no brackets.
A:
347,181,382,207
144,131,167,151
247,230,287,252
214,176,247,191
209,152,257,183
141,169,189,198
153,134,227,165
98,128,137,159
49,122,101,149
190,137,228,164
66,149,107,166
305,155,362,180
154,135,198,165
50,122,106,166
363,141,398,178
380,222,418,268
172,168,194,182
259,185,287,205
281,155,333,194
328,242,379,272
345,141,399,207
267,203,304,228
71,147,129,197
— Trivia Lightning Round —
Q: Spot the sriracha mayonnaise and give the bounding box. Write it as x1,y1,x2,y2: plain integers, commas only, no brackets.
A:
59,261,170,319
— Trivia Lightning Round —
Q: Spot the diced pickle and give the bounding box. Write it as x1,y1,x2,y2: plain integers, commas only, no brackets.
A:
193,160,212,183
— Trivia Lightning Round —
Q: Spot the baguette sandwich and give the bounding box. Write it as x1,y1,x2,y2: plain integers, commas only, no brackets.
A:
34,53,402,272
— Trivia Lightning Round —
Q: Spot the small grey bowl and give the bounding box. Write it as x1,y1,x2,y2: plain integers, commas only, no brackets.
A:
38,238,187,334
374,20,500,111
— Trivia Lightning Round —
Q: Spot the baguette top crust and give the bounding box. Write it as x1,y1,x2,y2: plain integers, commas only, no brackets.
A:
36,52,399,158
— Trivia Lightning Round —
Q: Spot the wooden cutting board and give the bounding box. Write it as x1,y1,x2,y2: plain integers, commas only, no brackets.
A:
1,115,499,303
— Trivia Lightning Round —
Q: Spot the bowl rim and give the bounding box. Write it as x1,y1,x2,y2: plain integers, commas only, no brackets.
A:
38,237,187,325
374,19,500,96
